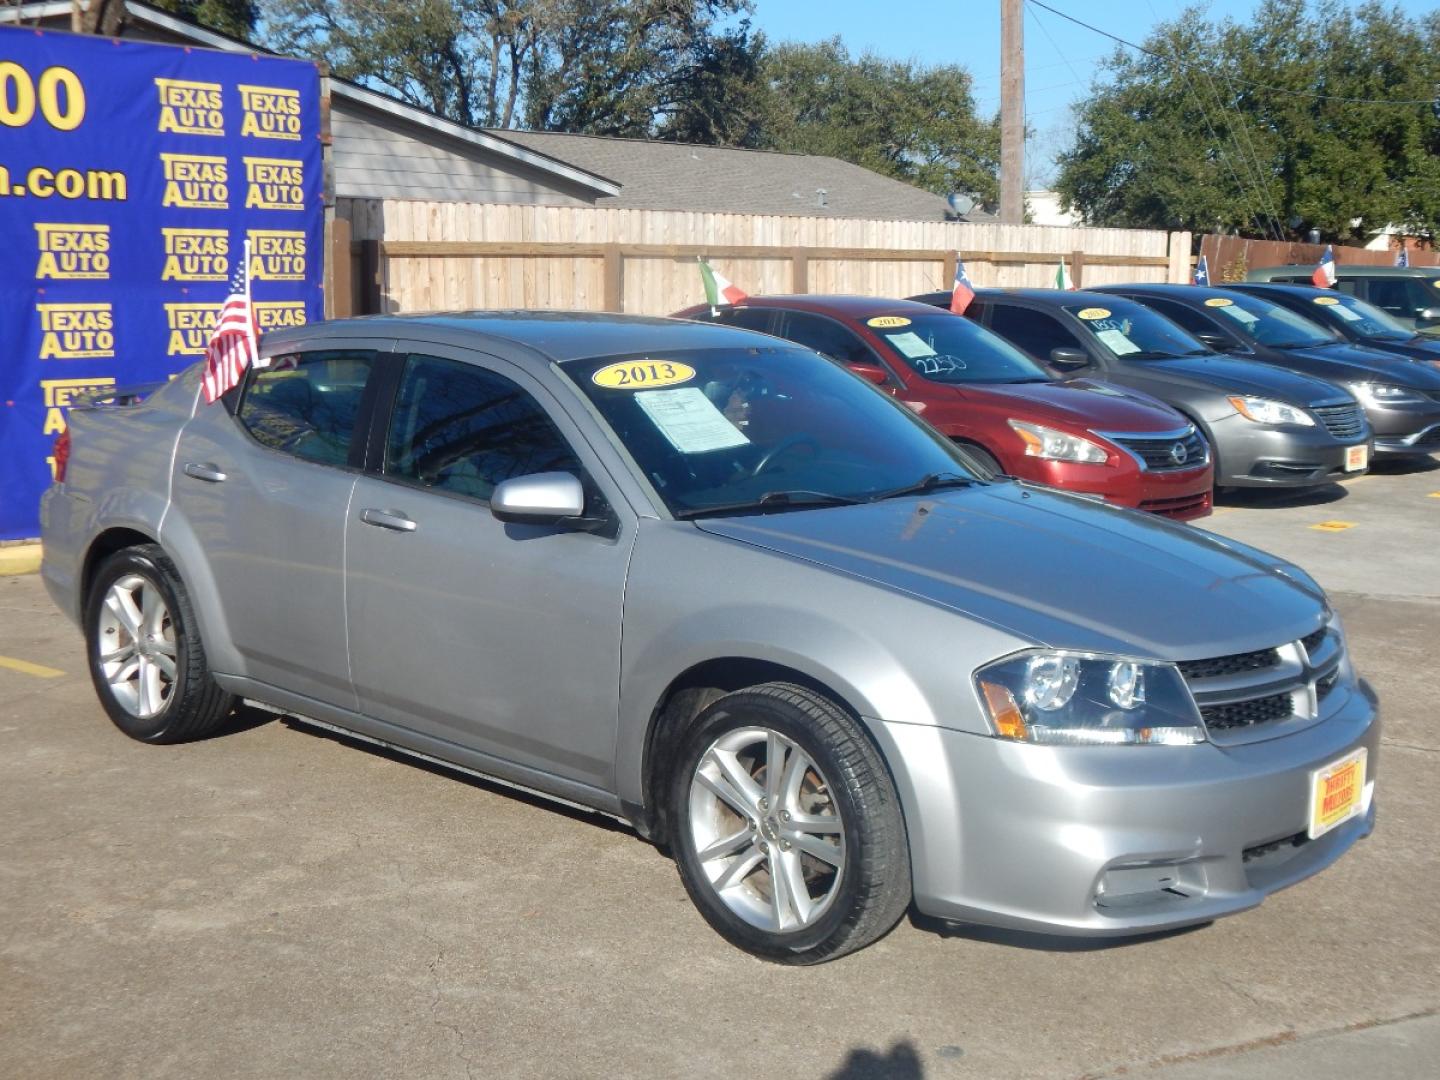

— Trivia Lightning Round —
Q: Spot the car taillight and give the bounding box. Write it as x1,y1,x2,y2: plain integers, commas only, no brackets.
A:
53,428,71,483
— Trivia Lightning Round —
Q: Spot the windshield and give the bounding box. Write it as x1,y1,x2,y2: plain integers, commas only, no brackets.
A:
559,346,980,518
1199,293,1334,348
866,313,1052,384
1063,300,1210,359
1303,292,1413,340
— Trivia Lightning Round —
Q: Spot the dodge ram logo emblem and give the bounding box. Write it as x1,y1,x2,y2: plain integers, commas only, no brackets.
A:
1170,441,1189,466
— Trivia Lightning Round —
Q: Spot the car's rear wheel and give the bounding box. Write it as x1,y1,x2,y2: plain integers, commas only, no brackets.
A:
670,682,911,964
85,544,233,743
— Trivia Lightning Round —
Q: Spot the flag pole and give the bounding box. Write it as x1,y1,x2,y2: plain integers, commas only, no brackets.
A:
242,237,258,363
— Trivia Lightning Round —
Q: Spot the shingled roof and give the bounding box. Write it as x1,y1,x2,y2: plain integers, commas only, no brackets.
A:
487,130,967,221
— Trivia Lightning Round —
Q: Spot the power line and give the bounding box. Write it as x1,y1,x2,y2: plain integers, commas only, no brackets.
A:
1026,0,1440,106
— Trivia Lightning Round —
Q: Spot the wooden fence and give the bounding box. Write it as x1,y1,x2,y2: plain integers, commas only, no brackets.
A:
332,199,1193,317
1198,234,1438,282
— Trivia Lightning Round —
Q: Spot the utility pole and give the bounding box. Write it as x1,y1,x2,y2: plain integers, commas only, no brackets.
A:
1000,0,1024,223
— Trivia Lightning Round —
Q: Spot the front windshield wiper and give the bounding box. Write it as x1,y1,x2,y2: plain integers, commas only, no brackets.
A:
865,471,980,502
675,489,865,520
1270,341,1325,350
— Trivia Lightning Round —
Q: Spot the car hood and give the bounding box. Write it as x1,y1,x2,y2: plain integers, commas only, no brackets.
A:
695,483,1323,660
1136,354,1350,404
952,378,1184,431
1283,342,1440,388
1347,335,1440,363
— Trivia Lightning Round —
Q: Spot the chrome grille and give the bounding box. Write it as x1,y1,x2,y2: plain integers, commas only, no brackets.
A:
1312,402,1366,439
1179,625,1343,741
1108,427,1208,471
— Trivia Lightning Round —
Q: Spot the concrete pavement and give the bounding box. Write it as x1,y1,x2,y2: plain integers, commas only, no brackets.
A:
1,460,1436,1079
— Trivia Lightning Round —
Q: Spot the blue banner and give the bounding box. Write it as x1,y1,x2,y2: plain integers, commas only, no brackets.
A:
0,28,324,540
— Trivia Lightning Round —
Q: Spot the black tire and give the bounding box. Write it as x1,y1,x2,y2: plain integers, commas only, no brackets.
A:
669,682,911,964
84,543,233,743
955,441,1002,477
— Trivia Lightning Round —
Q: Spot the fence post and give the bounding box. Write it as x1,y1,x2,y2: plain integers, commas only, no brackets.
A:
942,251,957,291
1168,231,1193,283
1070,249,1085,289
603,243,623,312
790,249,809,294
330,215,352,319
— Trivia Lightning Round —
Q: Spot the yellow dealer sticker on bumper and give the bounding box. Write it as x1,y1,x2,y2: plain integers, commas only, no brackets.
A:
592,360,696,389
1309,747,1366,839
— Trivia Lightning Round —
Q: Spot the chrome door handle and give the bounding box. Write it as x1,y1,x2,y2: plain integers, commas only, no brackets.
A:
359,508,417,533
183,462,227,483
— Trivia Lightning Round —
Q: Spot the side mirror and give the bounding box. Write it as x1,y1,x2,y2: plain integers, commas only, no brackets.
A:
849,362,890,386
1195,330,1232,350
1049,347,1090,370
490,471,587,526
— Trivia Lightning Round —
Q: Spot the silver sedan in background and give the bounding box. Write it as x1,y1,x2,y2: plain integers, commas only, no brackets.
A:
42,313,1379,962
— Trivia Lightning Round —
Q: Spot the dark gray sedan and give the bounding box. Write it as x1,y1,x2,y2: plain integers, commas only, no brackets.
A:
1096,283,1440,459
911,289,1373,489
1227,282,1440,367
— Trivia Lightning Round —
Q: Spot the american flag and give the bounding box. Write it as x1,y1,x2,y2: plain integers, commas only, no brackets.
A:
201,244,258,404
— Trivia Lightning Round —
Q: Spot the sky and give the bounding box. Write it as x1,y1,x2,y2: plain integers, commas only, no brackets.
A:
746,0,1439,187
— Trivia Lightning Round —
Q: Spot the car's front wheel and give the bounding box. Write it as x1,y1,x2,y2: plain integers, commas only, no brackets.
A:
85,544,233,743
670,682,911,963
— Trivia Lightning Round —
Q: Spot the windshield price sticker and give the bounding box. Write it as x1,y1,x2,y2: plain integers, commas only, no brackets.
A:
866,316,911,328
634,387,750,454
1204,297,1234,307
1076,307,1111,320
1332,305,1362,322
1313,296,1340,306
886,330,937,359
1094,328,1141,355
592,360,696,389
1217,305,1260,325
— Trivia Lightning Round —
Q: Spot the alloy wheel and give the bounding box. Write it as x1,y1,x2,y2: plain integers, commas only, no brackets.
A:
97,574,177,719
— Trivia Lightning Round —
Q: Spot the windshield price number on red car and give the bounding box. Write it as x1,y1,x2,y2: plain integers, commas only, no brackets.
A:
1309,748,1367,839
592,359,696,389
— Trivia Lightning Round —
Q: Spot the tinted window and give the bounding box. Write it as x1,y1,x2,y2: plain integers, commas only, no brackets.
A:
710,307,777,333
1366,278,1436,317
238,349,374,466
985,305,1085,360
385,354,581,502
1199,293,1333,347
1304,293,1412,341
867,313,1051,383
778,312,874,364
1144,298,1229,341
559,346,979,518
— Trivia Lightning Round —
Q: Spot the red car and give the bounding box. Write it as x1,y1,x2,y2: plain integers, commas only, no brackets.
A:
673,296,1214,520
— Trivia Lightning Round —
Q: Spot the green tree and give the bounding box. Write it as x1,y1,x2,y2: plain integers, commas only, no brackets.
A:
1055,0,1440,242
153,0,259,39
755,39,1000,202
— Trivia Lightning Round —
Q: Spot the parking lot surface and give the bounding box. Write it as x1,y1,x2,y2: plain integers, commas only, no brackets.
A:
2,459,1437,1079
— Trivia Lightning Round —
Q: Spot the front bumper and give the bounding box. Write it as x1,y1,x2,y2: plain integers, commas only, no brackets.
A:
1210,413,1371,487
1011,459,1213,521
881,678,1379,936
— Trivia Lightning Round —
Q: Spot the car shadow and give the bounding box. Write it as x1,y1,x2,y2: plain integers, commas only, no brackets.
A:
1214,481,1348,510
277,715,635,836
908,911,1208,951
1368,454,1440,476
827,1040,926,1079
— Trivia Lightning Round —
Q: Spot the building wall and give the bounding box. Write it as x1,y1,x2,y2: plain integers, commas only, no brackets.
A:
331,105,598,206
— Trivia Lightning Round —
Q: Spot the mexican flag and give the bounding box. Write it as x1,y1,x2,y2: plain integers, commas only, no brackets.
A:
699,259,749,307
1055,257,1075,291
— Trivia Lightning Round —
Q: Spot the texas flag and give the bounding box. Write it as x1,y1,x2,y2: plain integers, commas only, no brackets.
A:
1193,254,1210,286
950,253,976,314
1312,244,1337,288
699,258,748,309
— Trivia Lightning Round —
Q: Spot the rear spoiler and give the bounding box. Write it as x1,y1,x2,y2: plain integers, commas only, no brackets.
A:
75,382,164,408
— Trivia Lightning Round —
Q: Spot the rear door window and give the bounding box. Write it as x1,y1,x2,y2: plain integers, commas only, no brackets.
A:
984,304,1085,360
237,349,376,466
711,307,778,334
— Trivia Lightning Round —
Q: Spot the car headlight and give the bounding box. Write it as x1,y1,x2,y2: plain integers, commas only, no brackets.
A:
1356,382,1424,405
975,651,1206,745
1007,420,1110,463
1227,395,1316,426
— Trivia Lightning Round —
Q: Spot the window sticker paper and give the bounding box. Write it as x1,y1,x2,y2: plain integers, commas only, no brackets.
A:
1094,328,1141,355
886,331,937,359
635,387,751,453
